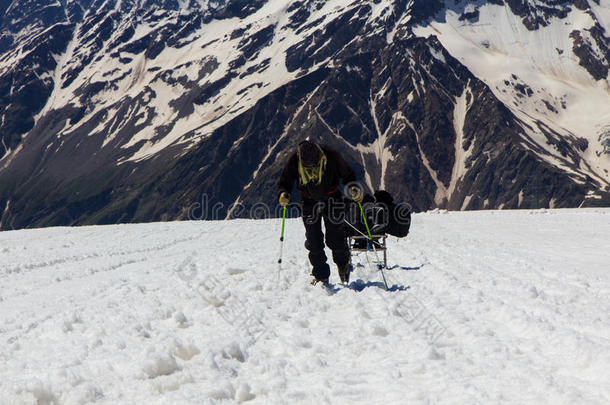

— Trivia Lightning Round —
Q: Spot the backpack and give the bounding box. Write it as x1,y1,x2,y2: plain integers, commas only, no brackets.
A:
372,190,411,238
345,190,411,238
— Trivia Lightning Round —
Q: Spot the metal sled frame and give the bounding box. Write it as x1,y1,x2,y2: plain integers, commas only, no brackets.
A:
348,234,388,268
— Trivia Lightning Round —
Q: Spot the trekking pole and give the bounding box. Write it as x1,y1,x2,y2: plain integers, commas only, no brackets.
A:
277,206,286,282
357,202,389,290
358,201,373,241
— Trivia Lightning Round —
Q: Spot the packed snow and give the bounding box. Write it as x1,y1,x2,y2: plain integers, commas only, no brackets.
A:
1,209,610,404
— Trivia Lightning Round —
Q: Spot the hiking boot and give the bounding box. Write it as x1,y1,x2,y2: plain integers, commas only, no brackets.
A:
338,263,352,283
311,278,329,286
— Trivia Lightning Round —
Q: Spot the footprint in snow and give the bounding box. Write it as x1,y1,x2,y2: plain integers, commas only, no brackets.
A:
370,325,389,337
226,268,249,275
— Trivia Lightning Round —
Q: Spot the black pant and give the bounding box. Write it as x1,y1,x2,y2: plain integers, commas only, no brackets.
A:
302,197,350,280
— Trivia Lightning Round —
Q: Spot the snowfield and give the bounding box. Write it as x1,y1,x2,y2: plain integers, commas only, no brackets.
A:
1,209,609,404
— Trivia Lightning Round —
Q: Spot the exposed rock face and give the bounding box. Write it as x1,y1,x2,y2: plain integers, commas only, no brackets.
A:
571,28,610,81
0,0,609,230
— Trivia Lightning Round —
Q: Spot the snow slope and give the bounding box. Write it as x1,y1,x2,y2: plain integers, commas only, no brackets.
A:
1,209,609,404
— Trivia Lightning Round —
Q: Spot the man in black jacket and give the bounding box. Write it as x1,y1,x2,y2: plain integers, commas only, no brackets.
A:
278,140,363,284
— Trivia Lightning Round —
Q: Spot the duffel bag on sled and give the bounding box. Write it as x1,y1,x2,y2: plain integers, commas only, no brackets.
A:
346,189,411,238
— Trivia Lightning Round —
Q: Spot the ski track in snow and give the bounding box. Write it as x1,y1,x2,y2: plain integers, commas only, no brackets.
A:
1,210,609,404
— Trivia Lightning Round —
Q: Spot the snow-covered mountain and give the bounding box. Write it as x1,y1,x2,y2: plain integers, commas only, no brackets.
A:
1,209,609,403
1,0,609,229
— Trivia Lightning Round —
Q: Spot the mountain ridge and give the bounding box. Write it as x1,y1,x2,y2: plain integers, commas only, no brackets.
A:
1,0,609,230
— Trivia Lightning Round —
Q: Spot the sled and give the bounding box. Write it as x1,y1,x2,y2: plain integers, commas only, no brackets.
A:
348,233,388,269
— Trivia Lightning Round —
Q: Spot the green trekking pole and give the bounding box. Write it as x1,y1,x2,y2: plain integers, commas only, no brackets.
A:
277,206,286,282
358,201,373,240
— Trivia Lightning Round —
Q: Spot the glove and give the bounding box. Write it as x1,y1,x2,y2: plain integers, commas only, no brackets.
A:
350,186,363,203
279,192,290,207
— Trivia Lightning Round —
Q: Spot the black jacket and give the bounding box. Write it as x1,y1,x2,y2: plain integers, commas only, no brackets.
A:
278,146,356,201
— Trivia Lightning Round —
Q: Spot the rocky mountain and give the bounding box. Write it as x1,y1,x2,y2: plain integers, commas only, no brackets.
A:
0,0,609,230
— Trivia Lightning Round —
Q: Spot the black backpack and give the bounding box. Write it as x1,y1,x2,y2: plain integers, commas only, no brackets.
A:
373,190,411,238
345,190,411,238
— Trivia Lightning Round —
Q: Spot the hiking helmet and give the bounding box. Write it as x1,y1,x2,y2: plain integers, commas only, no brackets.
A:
298,140,321,167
